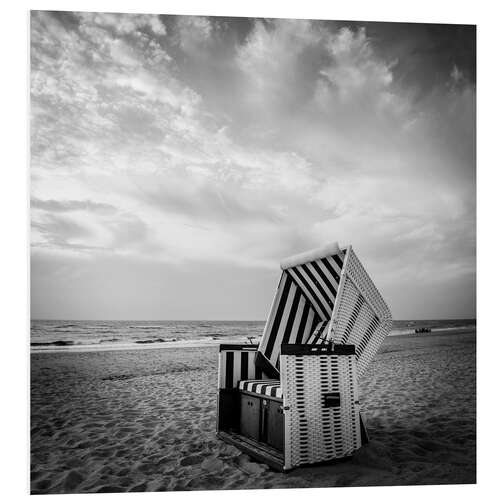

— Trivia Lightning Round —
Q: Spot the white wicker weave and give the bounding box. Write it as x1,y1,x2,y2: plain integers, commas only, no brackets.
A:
330,246,392,376
280,349,361,469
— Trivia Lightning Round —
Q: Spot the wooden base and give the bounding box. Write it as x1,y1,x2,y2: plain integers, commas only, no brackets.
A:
217,388,367,472
217,430,358,472
217,430,285,472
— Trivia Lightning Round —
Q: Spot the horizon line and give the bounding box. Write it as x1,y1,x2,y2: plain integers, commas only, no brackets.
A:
30,317,477,322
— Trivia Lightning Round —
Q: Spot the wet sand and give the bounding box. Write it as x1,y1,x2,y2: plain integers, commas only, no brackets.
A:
30,329,476,493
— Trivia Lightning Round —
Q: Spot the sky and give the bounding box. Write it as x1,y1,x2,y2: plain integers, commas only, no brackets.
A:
30,11,476,320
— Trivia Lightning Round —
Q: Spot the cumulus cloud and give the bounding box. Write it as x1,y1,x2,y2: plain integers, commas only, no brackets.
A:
317,27,394,102
176,16,213,52
84,12,166,36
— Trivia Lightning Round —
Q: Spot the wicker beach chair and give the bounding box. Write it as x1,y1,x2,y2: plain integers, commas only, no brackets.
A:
217,242,392,471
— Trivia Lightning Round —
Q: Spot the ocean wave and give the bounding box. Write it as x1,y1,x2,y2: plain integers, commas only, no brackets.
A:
31,340,75,347
128,326,164,330
134,338,178,344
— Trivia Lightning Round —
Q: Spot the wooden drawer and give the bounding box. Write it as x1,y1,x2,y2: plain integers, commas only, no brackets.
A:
240,394,260,441
239,393,284,452
265,400,284,451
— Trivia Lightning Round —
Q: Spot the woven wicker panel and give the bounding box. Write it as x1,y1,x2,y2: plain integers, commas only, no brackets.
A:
281,353,361,469
345,249,391,321
330,248,392,376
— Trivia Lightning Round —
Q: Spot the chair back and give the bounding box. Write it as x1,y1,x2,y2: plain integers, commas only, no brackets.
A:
257,242,392,378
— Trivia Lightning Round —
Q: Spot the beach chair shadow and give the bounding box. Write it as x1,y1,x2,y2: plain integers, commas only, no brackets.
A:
217,242,392,471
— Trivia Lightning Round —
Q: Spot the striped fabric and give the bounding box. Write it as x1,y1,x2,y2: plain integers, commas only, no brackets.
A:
286,250,345,320
218,348,266,389
306,320,331,345
257,248,346,377
239,379,283,399
256,273,319,377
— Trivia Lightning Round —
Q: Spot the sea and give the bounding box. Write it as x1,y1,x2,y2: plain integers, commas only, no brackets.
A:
30,318,476,353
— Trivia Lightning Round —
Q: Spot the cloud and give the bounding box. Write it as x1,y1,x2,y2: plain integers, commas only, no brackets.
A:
139,178,284,225
317,27,394,103
31,213,98,250
236,19,324,108
84,12,166,36
31,204,163,257
176,16,213,52
30,13,476,319
31,198,118,214
111,70,201,113
236,21,396,113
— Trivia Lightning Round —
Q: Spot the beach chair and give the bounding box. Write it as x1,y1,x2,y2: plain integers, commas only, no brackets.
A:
217,242,392,471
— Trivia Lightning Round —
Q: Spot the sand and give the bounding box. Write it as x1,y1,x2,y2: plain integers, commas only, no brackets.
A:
30,329,476,493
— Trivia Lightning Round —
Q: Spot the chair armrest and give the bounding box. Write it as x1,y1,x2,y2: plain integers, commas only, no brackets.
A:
219,344,258,352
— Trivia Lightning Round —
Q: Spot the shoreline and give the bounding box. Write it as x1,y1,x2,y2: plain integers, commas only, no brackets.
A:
30,326,476,355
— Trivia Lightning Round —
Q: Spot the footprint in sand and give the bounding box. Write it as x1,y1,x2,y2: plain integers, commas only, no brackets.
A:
95,485,126,493
62,470,84,490
128,482,148,492
201,457,225,473
180,455,204,466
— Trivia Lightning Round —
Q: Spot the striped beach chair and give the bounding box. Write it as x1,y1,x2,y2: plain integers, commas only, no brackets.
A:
217,242,392,471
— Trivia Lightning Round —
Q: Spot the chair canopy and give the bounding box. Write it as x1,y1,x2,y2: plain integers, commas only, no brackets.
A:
256,242,392,378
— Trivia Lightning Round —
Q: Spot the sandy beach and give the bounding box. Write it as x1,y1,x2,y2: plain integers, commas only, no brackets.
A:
30,328,476,493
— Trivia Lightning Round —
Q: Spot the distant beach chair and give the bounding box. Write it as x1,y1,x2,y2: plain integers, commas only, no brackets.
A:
217,242,392,471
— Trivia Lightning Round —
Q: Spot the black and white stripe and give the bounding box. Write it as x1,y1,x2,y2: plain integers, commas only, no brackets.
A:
218,348,263,389
306,320,331,345
257,249,347,377
257,273,318,377
239,379,283,399
286,252,345,319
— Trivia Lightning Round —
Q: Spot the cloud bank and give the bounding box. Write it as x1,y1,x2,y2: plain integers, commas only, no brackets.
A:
30,12,476,319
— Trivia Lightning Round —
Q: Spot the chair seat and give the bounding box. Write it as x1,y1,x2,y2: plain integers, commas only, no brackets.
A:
238,379,282,399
